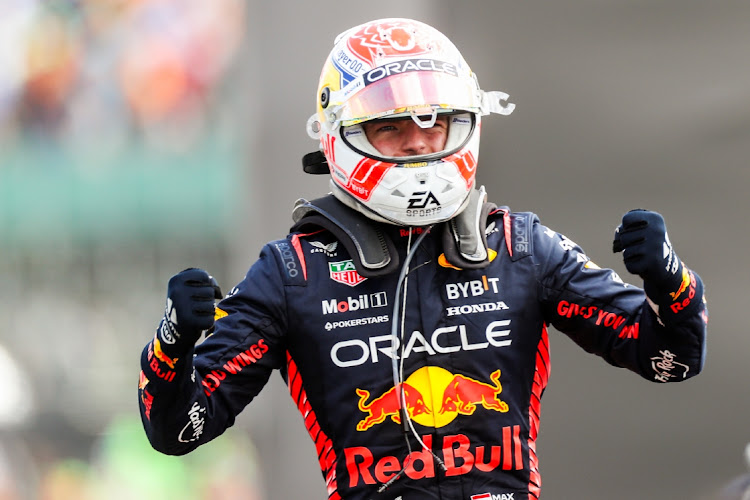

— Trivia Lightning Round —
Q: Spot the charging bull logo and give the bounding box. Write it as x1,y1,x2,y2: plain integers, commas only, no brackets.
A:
439,370,509,415
355,382,430,431
347,20,435,66
669,267,691,301
355,367,508,431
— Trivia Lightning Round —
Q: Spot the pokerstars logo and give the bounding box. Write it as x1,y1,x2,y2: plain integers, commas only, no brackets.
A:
322,292,387,315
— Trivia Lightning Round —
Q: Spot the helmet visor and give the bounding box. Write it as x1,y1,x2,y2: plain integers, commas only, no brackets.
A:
336,70,480,126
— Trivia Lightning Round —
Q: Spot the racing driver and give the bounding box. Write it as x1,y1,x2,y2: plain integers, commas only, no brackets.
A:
137,18,708,500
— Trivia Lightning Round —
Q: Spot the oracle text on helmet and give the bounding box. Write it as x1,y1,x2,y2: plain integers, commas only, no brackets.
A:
363,59,458,86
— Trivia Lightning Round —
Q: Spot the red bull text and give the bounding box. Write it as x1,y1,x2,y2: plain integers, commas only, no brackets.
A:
344,427,523,487
349,368,520,486
670,270,698,313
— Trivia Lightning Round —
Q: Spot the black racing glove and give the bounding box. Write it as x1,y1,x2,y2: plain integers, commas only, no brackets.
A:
613,209,696,315
156,268,223,359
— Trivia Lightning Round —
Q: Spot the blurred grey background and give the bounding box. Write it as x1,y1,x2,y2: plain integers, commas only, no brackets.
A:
1,1,748,499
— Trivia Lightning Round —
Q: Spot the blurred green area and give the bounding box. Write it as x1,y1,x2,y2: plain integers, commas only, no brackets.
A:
29,415,262,500
0,138,249,498
0,1,259,498
0,139,238,245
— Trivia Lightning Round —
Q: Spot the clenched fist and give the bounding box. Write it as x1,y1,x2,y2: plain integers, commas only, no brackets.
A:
156,268,223,358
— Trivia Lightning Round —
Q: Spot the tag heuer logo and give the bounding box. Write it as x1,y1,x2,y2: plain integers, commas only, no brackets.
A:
329,260,367,287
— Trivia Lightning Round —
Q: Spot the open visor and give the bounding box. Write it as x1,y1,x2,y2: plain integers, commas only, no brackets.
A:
332,70,481,127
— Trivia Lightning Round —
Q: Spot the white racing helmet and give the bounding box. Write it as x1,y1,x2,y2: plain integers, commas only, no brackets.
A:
306,18,515,226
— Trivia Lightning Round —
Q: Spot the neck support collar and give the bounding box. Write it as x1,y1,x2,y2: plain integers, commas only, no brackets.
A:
290,187,497,278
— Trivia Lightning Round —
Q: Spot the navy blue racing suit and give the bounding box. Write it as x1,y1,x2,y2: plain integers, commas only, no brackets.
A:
138,205,707,500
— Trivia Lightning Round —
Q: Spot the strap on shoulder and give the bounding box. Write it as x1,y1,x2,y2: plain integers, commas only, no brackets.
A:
441,187,497,269
507,211,535,261
290,189,518,274
290,195,399,278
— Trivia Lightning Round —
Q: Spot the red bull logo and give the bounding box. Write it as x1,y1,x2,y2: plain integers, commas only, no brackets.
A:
345,427,524,487
152,336,178,369
439,369,509,415
670,270,698,314
147,338,176,383
356,382,430,431
347,20,435,66
669,267,691,301
139,371,153,421
355,367,508,431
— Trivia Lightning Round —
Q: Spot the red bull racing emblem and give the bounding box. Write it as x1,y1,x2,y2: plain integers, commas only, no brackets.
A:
669,268,699,314
346,19,436,66
152,336,178,369
329,260,367,287
355,382,429,431
355,367,509,431
347,367,521,486
139,371,153,420
148,337,177,382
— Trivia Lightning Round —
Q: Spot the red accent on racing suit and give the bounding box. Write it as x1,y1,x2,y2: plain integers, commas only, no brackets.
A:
138,208,707,500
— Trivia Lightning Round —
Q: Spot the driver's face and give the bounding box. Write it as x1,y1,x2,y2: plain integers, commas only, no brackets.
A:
362,116,449,157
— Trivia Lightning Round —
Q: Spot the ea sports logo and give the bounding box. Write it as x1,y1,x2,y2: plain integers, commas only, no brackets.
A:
407,191,440,209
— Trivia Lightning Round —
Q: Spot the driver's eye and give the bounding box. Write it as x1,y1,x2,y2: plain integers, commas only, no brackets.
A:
378,125,397,132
